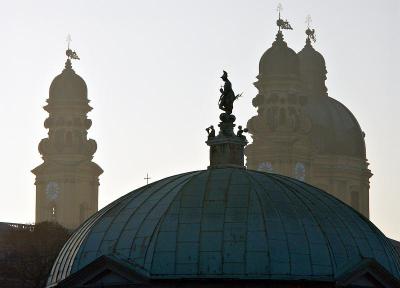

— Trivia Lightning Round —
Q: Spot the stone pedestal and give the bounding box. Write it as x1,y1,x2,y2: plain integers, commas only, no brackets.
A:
206,113,247,169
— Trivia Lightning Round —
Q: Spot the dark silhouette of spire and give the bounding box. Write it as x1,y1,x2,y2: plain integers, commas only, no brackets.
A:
64,34,80,70
276,3,293,32
305,15,316,44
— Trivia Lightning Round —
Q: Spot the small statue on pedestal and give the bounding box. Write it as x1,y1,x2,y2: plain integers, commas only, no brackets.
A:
237,125,248,140
206,125,215,139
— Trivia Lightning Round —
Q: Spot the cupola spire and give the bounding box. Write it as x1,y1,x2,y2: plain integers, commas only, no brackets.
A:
305,15,316,45
64,34,80,70
276,3,293,33
206,71,247,169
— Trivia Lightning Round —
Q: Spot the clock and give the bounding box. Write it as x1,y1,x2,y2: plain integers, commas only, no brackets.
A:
294,162,306,181
258,162,273,173
46,181,60,201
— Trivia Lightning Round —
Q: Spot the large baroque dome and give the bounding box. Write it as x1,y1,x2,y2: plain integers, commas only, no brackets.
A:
47,168,400,287
304,96,366,158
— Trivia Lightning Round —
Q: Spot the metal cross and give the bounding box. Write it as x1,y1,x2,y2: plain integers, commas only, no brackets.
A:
305,15,312,28
66,34,72,49
144,173,151,185
277,3,283,19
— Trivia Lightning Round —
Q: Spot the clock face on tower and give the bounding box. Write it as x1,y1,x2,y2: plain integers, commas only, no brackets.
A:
258,162,273,173
294,162,306,181
46,181,60,201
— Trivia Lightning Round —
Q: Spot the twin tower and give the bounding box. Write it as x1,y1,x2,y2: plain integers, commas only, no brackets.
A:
32,23,371,230
32,56,103,229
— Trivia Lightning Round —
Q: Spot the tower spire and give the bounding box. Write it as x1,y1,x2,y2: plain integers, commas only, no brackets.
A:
277,3,283,31
65,34,80,70
305,15,316,44
276,3,293,32
66,34,72,50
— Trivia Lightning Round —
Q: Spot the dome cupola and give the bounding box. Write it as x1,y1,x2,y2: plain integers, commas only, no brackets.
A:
298,23,328,96
49,49,87,102
258,7,300,85
259,31,300,81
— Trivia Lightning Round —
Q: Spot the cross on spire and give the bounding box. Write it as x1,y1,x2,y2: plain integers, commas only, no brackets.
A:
277,3,283,19
305,15,316,43
65,34,80,61
276,3,293,31
305,15,312,28
144,173,151,185
66,34,72,49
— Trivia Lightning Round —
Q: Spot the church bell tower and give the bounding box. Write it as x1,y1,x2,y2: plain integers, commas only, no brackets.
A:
245,13,371,217
32,46,103,230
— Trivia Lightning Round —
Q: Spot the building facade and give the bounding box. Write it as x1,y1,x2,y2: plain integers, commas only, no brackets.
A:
32,50,103,230
245,25,372,217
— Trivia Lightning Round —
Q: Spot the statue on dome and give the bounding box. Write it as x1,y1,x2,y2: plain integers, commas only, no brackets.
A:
218,71,242,115
237,125,248,140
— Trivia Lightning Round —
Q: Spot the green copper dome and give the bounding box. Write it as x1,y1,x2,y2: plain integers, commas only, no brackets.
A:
47,168,400,286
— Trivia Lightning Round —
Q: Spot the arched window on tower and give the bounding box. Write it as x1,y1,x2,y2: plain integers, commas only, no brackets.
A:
50,205,57,221
73,130,82,145
279,108,287,126
55,130,64,148
65,131,72,147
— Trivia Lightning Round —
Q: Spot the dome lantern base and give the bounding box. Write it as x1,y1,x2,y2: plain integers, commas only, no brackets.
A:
206,113,247,169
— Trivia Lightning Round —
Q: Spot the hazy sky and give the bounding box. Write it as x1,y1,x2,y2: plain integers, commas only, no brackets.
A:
0,0,399,239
